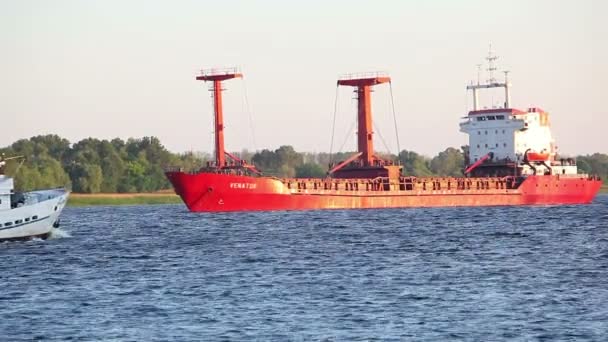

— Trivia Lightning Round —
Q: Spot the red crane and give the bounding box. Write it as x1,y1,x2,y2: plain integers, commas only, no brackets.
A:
336,72,391,167
196,68,242,169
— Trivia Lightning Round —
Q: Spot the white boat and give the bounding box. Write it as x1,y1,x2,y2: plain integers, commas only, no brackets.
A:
0,157,69,242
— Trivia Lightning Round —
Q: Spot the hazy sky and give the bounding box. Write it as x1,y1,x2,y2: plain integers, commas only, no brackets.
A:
1,0,605,156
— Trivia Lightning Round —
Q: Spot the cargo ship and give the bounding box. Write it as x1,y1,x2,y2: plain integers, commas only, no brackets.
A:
166,59,601,212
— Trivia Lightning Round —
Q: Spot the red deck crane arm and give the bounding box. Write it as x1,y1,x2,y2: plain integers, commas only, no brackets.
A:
224,151,262,175
464,152,493,174
328,152,363,175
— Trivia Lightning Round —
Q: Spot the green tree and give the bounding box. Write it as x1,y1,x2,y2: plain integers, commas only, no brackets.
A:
36,156,70,189
172,151,207,172
275,145,303,177
12,164,43,191
430,147,464,177
576,158,592,174
70,163,103,193
577,153,608,184
252,145,304,177
295,163,326,178
399,150,433,176
69,138,102,165
9,139,35,159
99,146,126,192
30,135,70,162
252,149,278,172
119,154,150,192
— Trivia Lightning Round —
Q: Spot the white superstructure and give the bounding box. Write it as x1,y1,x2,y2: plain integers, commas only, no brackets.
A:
459,49,577,176
0,174,15,211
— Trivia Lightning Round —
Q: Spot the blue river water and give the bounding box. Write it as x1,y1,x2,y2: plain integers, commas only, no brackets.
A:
1,195,607,341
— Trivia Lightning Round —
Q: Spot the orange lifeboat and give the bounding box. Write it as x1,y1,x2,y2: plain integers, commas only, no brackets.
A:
526,151,550,161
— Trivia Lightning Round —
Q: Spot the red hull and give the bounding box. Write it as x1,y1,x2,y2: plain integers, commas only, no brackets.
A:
165,172,602,212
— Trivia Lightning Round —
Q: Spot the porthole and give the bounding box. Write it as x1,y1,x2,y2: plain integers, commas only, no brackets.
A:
32,215,38,220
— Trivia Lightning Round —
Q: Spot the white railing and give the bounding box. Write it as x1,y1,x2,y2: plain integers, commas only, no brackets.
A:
338,71,389,81
199,67,241,77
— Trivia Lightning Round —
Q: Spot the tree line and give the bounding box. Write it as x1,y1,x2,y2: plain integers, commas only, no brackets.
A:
1,135,202,193
1,135,606,193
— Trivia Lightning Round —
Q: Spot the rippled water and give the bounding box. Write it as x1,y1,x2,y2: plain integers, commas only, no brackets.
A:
1,195,607,341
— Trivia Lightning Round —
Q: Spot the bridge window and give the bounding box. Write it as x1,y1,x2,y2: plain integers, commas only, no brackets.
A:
485,130,488,135
497,115,505,120
504,143,507,147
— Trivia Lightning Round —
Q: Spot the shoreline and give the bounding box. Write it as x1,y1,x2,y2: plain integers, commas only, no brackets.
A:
68,192,182,206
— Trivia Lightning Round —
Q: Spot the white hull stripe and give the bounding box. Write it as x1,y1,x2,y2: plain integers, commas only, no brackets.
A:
0,215,52,231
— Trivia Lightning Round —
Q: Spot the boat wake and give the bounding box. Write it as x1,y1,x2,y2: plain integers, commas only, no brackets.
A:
48,228,72,239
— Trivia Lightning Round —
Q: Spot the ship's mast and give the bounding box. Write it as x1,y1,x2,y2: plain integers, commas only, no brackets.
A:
196,68,242,168
467,46,511,110
486,45,498,84
337,72,391,167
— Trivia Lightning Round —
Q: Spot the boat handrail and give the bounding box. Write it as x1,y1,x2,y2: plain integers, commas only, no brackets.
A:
199,67,241,77
338,71,389,81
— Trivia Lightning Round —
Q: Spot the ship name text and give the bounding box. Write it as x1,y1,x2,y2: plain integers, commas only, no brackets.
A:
229,182,258,189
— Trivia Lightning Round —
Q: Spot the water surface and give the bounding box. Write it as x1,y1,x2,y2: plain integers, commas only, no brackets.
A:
1,195,607,341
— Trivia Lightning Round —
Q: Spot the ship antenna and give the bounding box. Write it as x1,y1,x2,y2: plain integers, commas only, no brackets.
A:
241,76,258,151
389,81,401,157
486,44,498,84
328,84,340,165
503,70,511,108
476,64,482,85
